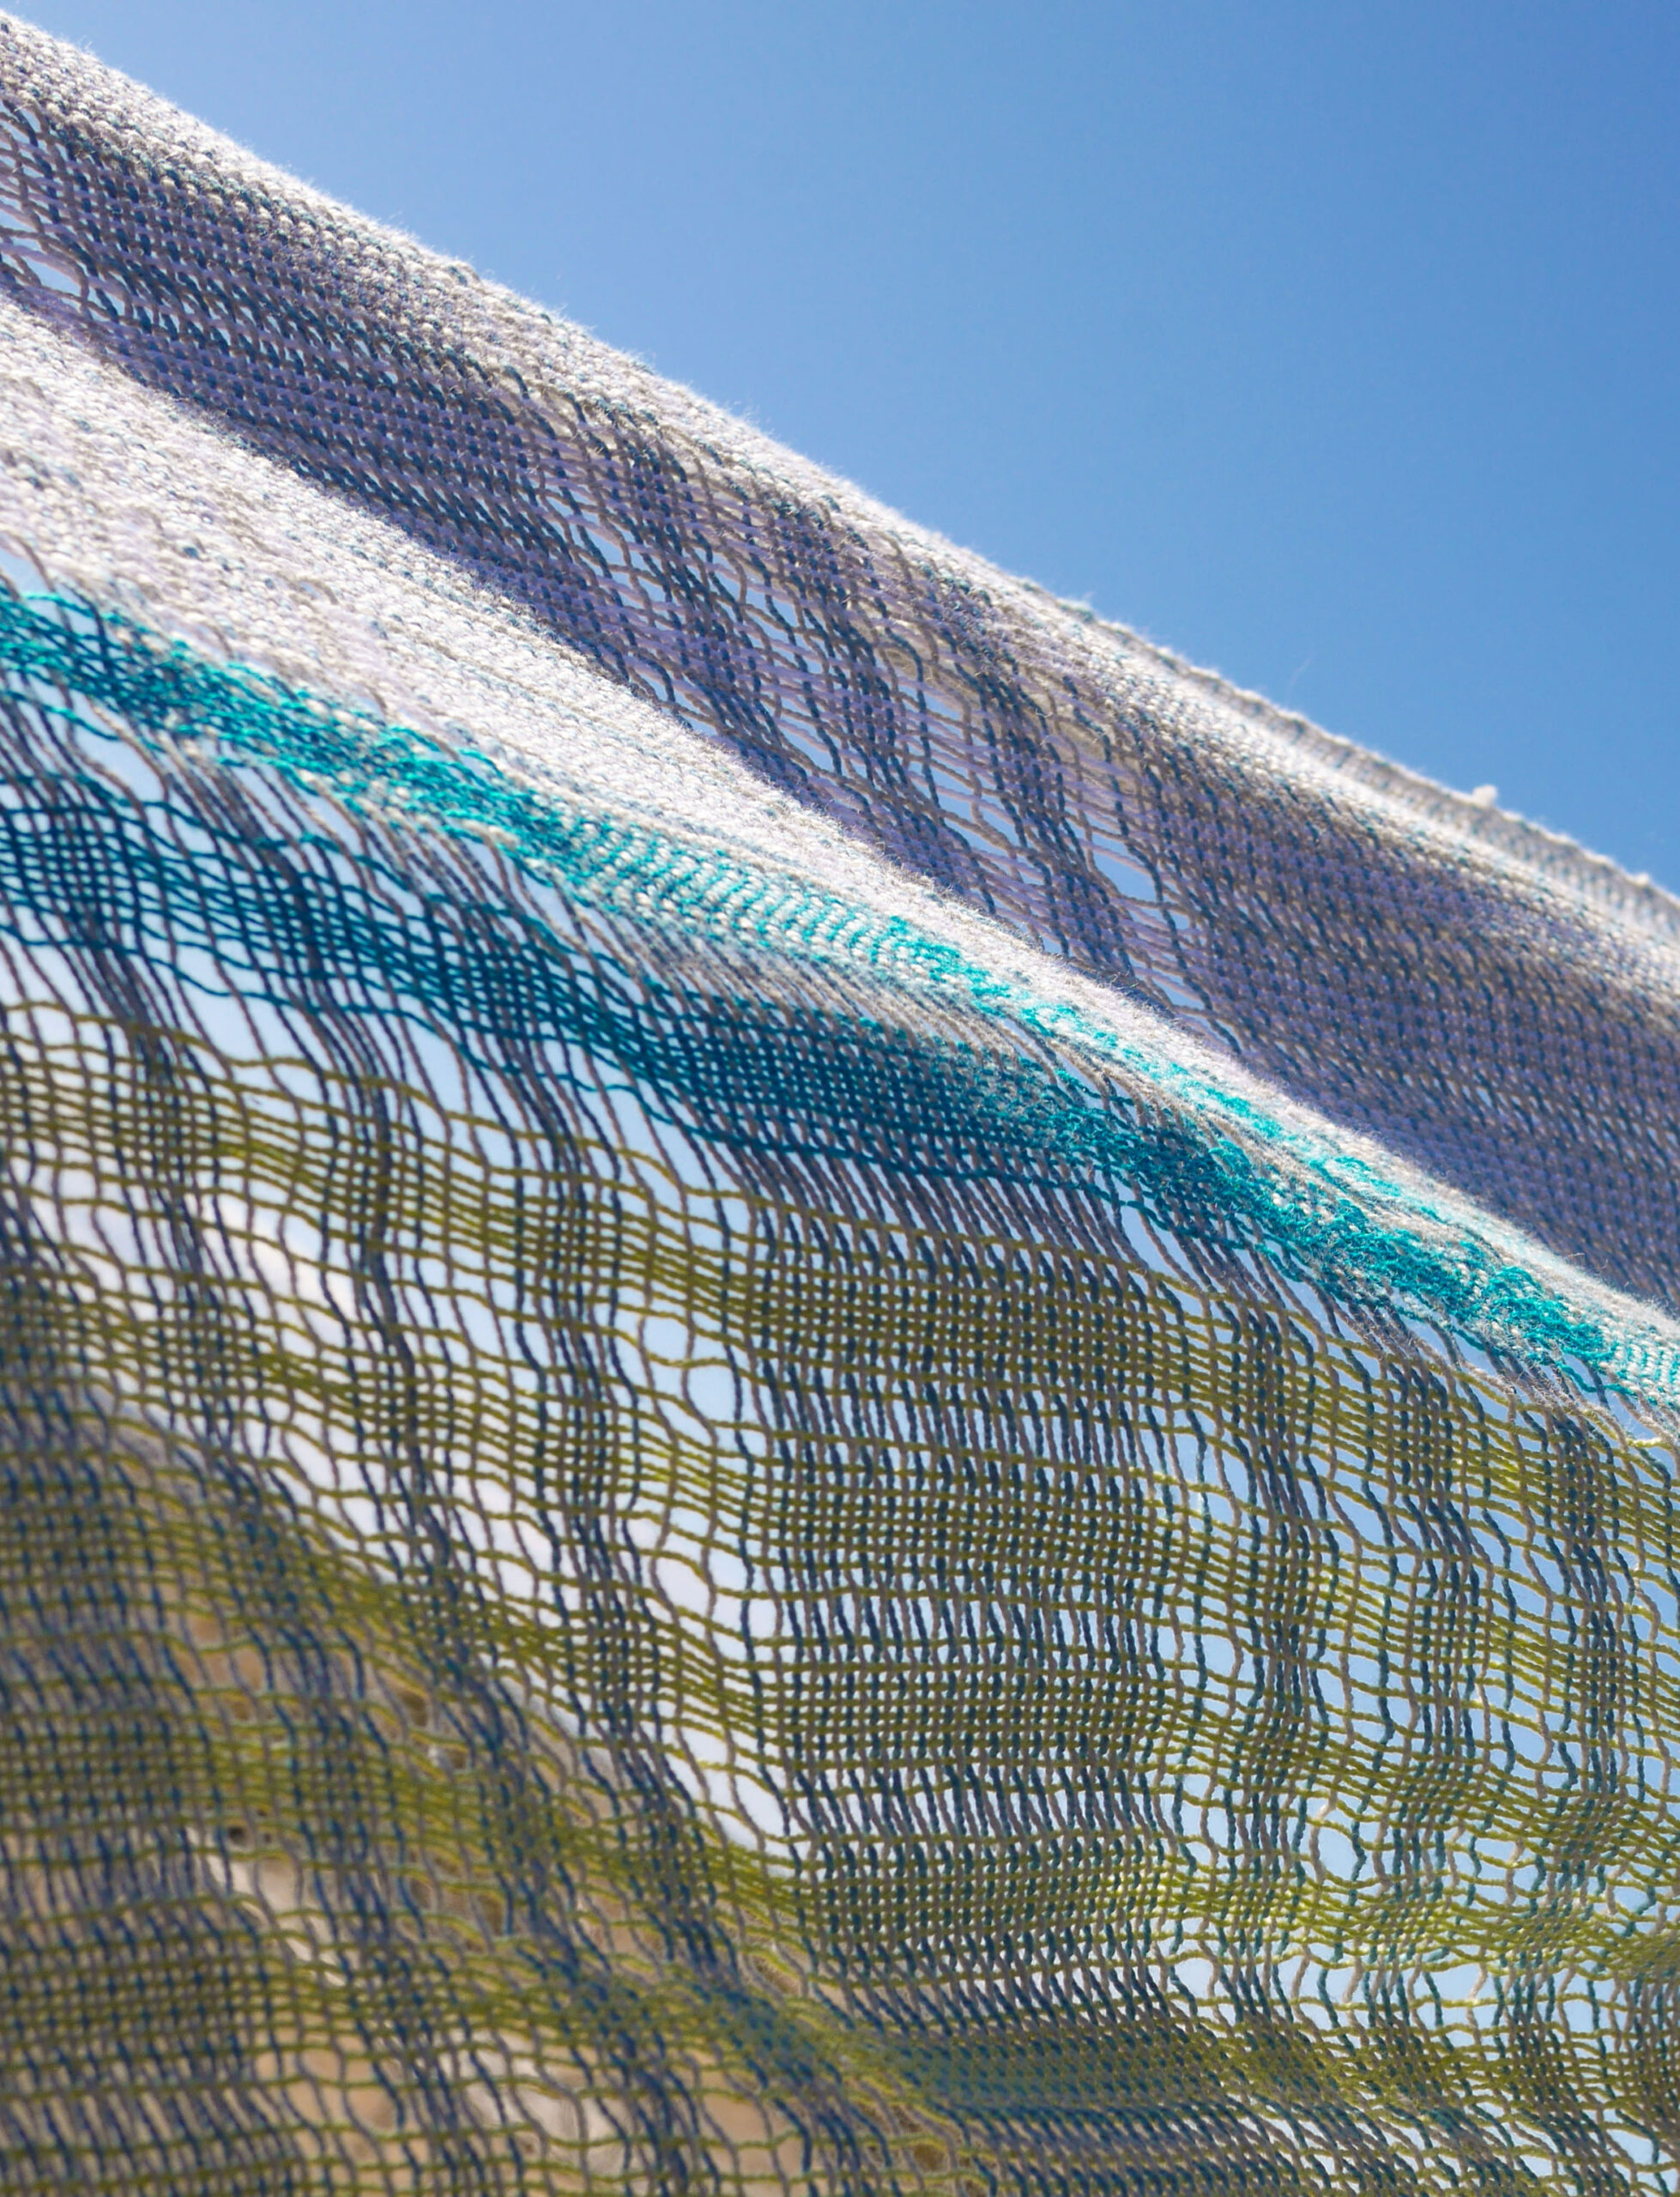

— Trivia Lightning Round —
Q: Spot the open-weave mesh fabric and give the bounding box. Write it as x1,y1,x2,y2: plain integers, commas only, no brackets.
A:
3,18,1680,1322
4,21,1680,2197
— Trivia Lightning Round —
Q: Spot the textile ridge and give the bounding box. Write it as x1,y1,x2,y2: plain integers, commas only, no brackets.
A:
1,15,1679,2194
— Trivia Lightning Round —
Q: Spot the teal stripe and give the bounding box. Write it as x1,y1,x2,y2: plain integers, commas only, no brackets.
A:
0,587,1669,1401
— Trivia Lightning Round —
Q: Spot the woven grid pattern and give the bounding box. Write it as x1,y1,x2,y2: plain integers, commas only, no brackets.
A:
2,18,1680,2195
2,19,1680,1318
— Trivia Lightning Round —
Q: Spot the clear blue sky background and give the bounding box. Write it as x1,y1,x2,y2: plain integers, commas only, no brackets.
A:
15,3,1680,883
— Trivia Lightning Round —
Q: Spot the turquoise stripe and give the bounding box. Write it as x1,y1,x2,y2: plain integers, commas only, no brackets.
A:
0,587,1667,1401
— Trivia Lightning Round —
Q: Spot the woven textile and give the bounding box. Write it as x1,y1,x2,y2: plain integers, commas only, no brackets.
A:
3,20,1680,2196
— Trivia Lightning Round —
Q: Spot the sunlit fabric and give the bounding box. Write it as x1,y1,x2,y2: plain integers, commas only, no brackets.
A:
3,18,1680,2194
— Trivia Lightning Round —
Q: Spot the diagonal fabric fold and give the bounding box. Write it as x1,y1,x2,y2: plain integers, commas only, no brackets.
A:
1,19,1679,2195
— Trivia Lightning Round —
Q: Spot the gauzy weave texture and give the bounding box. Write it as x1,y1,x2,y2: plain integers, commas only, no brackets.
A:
5,22,1680,2197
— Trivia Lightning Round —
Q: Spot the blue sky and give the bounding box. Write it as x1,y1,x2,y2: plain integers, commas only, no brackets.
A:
15,2,1680,885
